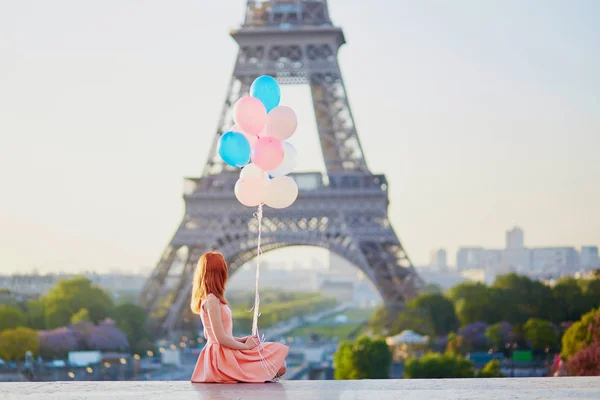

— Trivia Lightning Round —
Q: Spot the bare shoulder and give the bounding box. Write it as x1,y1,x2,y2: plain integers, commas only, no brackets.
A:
205,294,219,308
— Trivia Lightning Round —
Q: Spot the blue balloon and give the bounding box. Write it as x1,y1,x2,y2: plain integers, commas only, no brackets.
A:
250,75,281,112
218,131,251,168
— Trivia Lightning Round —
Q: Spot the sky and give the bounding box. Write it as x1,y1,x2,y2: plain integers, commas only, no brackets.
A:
0,0,599,275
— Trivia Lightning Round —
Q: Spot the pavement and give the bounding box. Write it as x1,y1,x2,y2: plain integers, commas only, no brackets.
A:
2,377,600,400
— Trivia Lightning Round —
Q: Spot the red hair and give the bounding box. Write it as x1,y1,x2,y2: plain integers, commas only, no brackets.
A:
190,251,228,314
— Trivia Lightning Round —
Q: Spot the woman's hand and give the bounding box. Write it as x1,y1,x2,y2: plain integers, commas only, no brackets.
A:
235,335,250,343
244,335,261,350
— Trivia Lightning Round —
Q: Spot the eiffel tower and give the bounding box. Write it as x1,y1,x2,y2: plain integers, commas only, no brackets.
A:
139,0,425,337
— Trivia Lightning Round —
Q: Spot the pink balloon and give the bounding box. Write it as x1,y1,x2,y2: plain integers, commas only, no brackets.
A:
230,124,258,147
234,176,267,207
252,137,284,171
265,106,297,141
233,96,267,136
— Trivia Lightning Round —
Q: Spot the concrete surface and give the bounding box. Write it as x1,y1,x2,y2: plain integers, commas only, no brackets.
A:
1,378,599,400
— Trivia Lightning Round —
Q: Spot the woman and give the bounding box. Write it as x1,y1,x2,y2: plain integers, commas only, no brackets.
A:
190,251,288,383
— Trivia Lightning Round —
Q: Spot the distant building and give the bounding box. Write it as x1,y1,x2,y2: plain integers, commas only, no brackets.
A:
0,273,148,298
456,247,485,270
503,248,532,272
429,249,447,270
454,227,592,280
580,246,600,267
480,249,504,269
531,247,579,272
506,226,524,249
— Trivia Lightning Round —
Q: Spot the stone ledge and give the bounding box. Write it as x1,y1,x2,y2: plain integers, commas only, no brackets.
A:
1,378,599,400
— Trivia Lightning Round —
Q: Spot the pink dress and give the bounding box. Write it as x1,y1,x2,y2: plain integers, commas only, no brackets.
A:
191,299,289,383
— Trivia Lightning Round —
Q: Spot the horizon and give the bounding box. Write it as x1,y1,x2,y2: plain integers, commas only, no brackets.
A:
1,0,599,275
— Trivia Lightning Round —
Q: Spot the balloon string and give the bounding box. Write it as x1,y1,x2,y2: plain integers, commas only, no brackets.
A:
251,203,263,337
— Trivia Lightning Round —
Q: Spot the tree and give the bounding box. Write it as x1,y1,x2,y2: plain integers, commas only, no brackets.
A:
392,307,435,337
0,305,24,332
458,322,488,351
83,319,129,351
523,318,558,352
566,342,600,376
552,277,588,323
39,327,82,357
368,307,397,336
409,294,459,336
24,299,46,330
579,277,600,317
485,322,516,351
446,333,470,355
424,283,443,294
70,308,91,324
561,307,600,359
449,282,497,325
0,327,40,361
492,274,554,324
477,359,504,378
404,353,474,379
334,335,392,379
43,277,114,329
112,303,154,354
368,306,433,337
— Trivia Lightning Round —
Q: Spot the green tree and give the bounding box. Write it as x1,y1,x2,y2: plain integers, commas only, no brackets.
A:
580,277,600,313
334,335,392,379
561,307,600,359
0,305,24,332
485,322,515,351
552,277,588,323
43,277,114,329
112,303,155,354
424,283,443,294
477,359,504,378
486,323,505,350
368,307,398,336
449,282,497,325
24,299,46,330
409,294,459,336
492,274,554,324
391,307,435,337
404,353,475,378
70,308,91,324
446,333,470,355
0,327,40,361
523,318,558,352
0,290,19,307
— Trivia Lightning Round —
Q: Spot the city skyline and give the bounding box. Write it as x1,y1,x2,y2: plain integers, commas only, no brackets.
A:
430,226,599,267
1,0,599,274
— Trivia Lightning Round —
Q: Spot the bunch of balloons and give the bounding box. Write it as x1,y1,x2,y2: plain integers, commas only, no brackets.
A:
217,76,299,209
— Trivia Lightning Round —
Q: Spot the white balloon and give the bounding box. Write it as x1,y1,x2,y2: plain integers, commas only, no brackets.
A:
240,163,264,179
269,142,297,177
265,176,298,209
265,106,297,141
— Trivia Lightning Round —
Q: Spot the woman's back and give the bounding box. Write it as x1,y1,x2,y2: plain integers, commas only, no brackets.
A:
200,297,233,343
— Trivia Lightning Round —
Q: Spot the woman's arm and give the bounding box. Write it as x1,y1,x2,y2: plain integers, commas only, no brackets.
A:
205,295,254,351
235,336,251,343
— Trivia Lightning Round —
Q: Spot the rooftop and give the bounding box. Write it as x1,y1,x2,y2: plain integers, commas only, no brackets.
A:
3,378,600,400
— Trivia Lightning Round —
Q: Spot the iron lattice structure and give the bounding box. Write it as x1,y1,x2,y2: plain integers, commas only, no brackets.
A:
139,0,424,337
